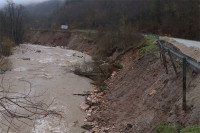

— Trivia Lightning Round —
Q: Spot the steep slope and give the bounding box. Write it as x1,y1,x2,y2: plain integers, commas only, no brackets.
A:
92,47,200,133
24,30,98,56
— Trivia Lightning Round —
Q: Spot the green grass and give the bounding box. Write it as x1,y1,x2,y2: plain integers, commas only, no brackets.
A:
70,29,98,34
156,121,182,133
113,62,123,69
156,122,200,133
30,29,70,33
139,36,157,54
181,125,200,133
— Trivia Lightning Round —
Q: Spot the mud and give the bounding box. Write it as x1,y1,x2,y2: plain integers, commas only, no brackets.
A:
0,44,93,133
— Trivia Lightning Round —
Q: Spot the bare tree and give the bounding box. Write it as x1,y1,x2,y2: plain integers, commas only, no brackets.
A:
5,0,25,45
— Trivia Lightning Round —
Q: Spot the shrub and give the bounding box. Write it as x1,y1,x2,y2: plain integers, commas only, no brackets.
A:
113,62,123,69
0,37,14,56
96,22,143,57
139,36,158,54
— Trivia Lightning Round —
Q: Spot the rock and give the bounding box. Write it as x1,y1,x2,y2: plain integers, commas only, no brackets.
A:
93,88,99,93
80,102,90,111
92,99,99,105
111,71,117,78
97,92,105,98
87,109,93,114
102,127,110,132
87,97,92,102
148,89,157,96
81,124,93,130
86,116,94,122
36,50,41,53
83,131,91,133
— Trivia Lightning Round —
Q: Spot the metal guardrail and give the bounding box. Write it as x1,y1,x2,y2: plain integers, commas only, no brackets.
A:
144,33,200,111
158,41,200,73
143,33,200,73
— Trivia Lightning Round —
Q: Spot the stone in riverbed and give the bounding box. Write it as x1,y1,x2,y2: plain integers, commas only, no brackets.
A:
83,131,91,133
86,116,94,122
81,124,93,130
80,102,90,111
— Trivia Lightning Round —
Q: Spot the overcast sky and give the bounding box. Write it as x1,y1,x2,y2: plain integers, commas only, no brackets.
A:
0,0,51,8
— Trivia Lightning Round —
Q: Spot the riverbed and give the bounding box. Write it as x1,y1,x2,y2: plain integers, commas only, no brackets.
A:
0,44,93,133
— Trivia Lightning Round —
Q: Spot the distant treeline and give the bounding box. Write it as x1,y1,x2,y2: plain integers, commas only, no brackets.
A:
27,0,200,40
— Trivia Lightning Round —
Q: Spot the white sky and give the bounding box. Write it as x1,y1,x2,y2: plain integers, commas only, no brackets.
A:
0,0,51,8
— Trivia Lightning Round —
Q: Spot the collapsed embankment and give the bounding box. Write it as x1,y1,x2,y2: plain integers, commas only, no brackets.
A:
25,30,200,133
93,50,200,133
24,30,98,56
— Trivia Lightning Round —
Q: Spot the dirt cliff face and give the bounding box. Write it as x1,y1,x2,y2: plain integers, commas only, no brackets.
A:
24,30,71,46
24,30,98,56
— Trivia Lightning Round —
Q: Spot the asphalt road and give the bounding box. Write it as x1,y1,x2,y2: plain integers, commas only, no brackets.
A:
169,37,200,48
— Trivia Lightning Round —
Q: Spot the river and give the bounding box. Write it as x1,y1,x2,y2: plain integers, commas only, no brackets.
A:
0,44,93,133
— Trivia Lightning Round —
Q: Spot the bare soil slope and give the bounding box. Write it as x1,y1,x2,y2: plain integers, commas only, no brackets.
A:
94,49,200,133
24,30,98,56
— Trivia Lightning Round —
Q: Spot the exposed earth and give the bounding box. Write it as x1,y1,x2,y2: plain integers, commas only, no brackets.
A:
24,31,200,133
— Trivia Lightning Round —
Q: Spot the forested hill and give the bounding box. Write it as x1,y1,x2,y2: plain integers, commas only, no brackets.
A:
26,0,65,16
26,0,65,28
26,0,200,40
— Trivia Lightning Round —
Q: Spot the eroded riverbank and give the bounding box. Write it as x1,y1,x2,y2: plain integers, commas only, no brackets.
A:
0,44,94,133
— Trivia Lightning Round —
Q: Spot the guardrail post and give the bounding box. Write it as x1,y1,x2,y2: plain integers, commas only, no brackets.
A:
158,43,163,63
168,49,178,77
161,46,168,74
182,57,187,111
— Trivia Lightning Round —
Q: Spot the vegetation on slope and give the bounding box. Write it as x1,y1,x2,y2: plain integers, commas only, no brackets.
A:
156,122,200,133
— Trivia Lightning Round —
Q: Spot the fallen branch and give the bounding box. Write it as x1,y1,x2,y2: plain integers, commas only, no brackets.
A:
0,77,62,132
73,93,91,96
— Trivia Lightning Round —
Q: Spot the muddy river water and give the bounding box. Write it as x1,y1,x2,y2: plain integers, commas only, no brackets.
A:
0,44,93,133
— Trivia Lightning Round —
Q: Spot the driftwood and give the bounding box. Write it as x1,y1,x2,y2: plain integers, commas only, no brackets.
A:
73,93,91,96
